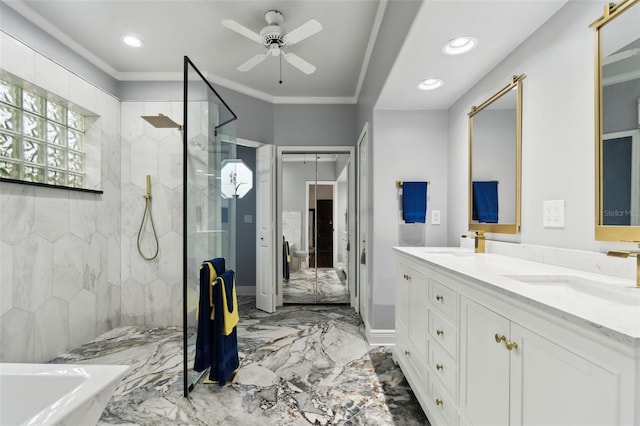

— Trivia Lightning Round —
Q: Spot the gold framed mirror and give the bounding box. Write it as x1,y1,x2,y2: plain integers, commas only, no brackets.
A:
468,74,524,234
592,0,640,241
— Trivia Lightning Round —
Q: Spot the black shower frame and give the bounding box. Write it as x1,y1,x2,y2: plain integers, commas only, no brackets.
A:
182,56,238,397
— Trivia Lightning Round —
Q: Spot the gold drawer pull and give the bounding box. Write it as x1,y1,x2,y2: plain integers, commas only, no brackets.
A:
506,340,519,351
403,273,412,280
436,363,444,371
404,350,411,356
436,329,444,336
435,398,443,406
436,294,444,302
495,334,507,344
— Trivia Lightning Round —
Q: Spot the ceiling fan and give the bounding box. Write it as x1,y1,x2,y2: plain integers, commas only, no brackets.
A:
223,10,322,81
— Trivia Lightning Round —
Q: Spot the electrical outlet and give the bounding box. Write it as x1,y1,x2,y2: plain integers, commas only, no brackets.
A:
431,210,441,225
543,200,565,228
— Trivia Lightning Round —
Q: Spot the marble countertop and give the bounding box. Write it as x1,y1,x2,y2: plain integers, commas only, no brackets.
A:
394,247,640,342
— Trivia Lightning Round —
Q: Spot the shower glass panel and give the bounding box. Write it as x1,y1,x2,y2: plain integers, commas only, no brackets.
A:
183,57,237,396
282,152,350,304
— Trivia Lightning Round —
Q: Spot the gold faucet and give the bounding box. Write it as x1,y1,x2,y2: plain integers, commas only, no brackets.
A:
606,243,640,287
474,231,486,253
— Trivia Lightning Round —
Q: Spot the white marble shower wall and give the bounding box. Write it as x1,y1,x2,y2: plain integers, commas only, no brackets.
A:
0,32,121,363
120,101,183,327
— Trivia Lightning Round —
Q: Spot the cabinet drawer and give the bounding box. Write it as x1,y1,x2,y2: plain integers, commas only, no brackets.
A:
429,309,457,360
429,337,457,397
429,277,458,323
429,373,458,426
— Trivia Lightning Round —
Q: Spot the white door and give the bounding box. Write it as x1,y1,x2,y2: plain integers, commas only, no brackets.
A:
357,125,369,320
256,144,276,313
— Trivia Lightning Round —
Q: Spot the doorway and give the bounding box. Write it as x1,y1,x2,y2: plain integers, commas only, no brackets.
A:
280,150,352,304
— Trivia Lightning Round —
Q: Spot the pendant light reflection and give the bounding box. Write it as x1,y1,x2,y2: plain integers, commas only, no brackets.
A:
220,159,253,199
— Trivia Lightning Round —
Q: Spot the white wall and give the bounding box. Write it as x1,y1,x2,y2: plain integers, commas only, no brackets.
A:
0,33,121,362
371,110,448,328
448,1,605,252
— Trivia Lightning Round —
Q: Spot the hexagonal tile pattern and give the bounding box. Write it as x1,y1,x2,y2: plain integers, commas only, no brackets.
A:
69,289,96,349
96,283,120,335
171,282,182,327
1,182,35,245
69,191,97,242
34,190,69,243
121,278,145,326
158,231,182,286
13,235,53,312
130,135,159,190
52,234,84,301
34,297,69,362
121,183,147,238
146,182,172,237
171,187,183,235
107,234,121,286
1,241,13,317
144,278,171,327
120,235,131,283
96,181,120,238
158,134,183,190
0,308,34,362
129,237,160,285
84,232,107,292
120,102,145,140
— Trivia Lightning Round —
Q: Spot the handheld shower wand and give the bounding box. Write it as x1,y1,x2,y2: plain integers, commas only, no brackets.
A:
137,175,159,260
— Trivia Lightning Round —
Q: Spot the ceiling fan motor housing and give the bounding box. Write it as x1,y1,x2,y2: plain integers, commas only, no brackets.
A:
260,26,284,47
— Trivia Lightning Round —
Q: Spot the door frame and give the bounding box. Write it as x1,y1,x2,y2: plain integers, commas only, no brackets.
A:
276,146,355,308
356,123,369,319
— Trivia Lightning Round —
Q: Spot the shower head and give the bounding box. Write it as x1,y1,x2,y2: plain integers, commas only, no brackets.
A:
141,113,183,130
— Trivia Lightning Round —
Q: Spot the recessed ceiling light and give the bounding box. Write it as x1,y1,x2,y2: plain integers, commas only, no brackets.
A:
442,36,477,55
122,35,143,48
417,78,444,91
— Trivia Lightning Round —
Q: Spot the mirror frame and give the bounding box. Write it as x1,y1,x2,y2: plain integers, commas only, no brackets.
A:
468,74,525,234
592,0,640,241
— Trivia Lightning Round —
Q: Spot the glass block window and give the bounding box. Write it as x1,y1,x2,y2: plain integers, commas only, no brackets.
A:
0,79,86,188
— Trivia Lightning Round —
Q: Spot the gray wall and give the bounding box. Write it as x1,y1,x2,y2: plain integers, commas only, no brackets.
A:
354,0,422,329
274,104,357,146
235,145,257,288
0,3,119,95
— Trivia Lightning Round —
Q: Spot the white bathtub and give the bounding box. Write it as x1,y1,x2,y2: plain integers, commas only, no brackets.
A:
0,363,128,426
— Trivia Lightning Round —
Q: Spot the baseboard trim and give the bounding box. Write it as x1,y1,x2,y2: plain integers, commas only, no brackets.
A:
236,286,256,296
364,321,396,346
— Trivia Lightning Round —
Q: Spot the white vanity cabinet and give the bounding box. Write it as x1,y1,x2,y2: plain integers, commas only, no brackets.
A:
394,248,638,426
394,258,429,396
459,297,618,426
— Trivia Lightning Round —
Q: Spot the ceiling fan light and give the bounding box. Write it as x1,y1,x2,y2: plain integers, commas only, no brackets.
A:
442,36,477,55
122,35,143,48
417,78,444,91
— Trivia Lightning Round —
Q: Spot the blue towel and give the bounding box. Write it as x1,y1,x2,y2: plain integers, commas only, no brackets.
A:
194,258,226,373
472,181,499,223
402,182,427,223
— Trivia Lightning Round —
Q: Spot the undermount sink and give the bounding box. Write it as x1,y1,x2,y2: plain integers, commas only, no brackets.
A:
503,274,640,306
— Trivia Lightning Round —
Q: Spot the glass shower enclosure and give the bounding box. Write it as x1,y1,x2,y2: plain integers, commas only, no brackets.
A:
182,57,237,395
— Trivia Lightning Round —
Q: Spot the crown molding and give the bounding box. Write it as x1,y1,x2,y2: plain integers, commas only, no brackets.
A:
354,0,387,100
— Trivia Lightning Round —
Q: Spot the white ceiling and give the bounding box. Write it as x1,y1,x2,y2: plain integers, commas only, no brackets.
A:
3,0,568,108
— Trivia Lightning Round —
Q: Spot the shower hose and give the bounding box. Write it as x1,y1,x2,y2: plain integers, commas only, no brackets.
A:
137,176,159,260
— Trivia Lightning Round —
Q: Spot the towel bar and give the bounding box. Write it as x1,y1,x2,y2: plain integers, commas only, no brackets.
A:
396,180,430,188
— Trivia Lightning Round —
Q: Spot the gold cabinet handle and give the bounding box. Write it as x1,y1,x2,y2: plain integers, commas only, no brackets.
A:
506,340,519,351
436,295,444,302
495,334,507,344
436,363,444,371
436,329,444,336
435,398,443,406
404,350,411,356
404,274,412,280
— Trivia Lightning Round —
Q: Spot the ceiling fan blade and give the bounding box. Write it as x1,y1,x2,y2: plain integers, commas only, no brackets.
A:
237,54,268,72
222,19,263,44
283,19,322,46
283,53,316,75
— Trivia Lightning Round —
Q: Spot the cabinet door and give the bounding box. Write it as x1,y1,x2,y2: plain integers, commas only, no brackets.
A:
509,323,618,426
409,269,428,359
460,297,510,426
396,263,411,337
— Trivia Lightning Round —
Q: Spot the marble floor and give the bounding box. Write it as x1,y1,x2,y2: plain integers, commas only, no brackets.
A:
284,267,350,304
52,297,429,425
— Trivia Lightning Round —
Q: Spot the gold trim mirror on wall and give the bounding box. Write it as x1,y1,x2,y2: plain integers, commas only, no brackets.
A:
592,0,640,241
468,74,524,235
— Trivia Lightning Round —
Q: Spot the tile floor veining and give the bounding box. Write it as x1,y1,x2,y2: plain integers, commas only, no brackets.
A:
52,297,429,425
283,268,350,304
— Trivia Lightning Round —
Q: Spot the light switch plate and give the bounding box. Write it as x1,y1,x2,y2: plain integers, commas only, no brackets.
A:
543,200,565,228
431,210,441,225
244,215,253,224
